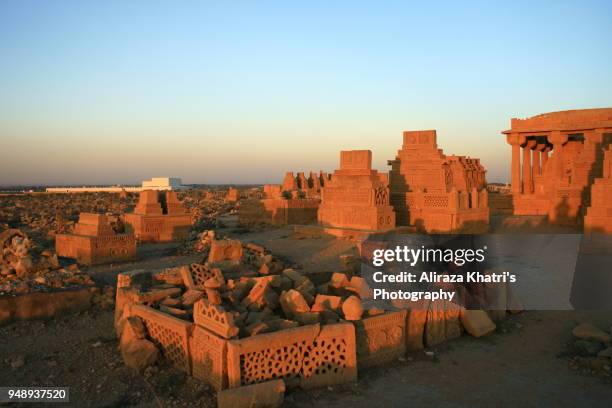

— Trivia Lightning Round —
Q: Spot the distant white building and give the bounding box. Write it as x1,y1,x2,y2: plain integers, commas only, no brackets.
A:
141,177,186,190
45,177,188,193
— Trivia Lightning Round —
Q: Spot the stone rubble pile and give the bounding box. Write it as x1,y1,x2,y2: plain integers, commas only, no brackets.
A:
0,229,93,295
0,189,235,257
0,192,137,248
178,190,236,253
115,238,518,407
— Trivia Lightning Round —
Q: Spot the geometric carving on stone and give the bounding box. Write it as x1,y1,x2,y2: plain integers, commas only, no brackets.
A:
353,310,407,368
226,323,356,389
190,325,228,390
190,263,225,287
319,150,396,231
55,213,136,265
226,325,319,388
300,323,357,389
193,299,239,339
131,304,192,373
389,130,489,232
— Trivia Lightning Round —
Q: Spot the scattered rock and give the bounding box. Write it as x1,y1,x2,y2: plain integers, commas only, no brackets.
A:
460,309,496,338
120,339,159,371
9,355,25,369
572,323,611,343
341,296,363,321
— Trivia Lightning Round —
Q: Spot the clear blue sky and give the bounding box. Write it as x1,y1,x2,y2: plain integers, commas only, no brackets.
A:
1,1,611,185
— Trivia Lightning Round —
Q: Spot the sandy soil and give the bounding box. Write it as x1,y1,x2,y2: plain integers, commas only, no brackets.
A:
1,222,611,407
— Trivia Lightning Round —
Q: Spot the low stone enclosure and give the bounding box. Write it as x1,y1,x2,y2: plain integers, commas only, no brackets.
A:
114,239,516,400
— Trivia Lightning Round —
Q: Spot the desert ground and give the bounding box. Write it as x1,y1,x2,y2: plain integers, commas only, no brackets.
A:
1,208,611,407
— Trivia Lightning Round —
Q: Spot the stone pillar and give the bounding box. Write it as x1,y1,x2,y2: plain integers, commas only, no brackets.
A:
533,144,543,176
549,131,569,180
506,133,523,194
583,129,605,159
541,146,551,173
470,188,479,209
523,140,536,194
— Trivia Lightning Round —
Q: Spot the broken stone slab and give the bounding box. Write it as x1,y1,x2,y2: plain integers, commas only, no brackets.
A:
341,296,363,321
245,242,266,255
346,276,373,300
160,305,190,318
161,297,181,307
572,323,612,343
135,286,182,304
311,294,342,313
217,379,285,408
246,321,271,336
204,278,222,305
227,281,251,305
279,289,310,318
180,265,197,289
119,315,147,349
208,239,243,263
266,319,300,331
460,309,496,338
282,268,306,285
241,279,278,311
329,272,350,289
120,339,159,371
152,266,184,286
181,289,204,306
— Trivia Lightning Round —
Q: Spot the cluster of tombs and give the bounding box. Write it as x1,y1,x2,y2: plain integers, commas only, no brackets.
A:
114,237,513,404
54,187,243,265
241,128,490,234
241,109,612,235
55,190,192,265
